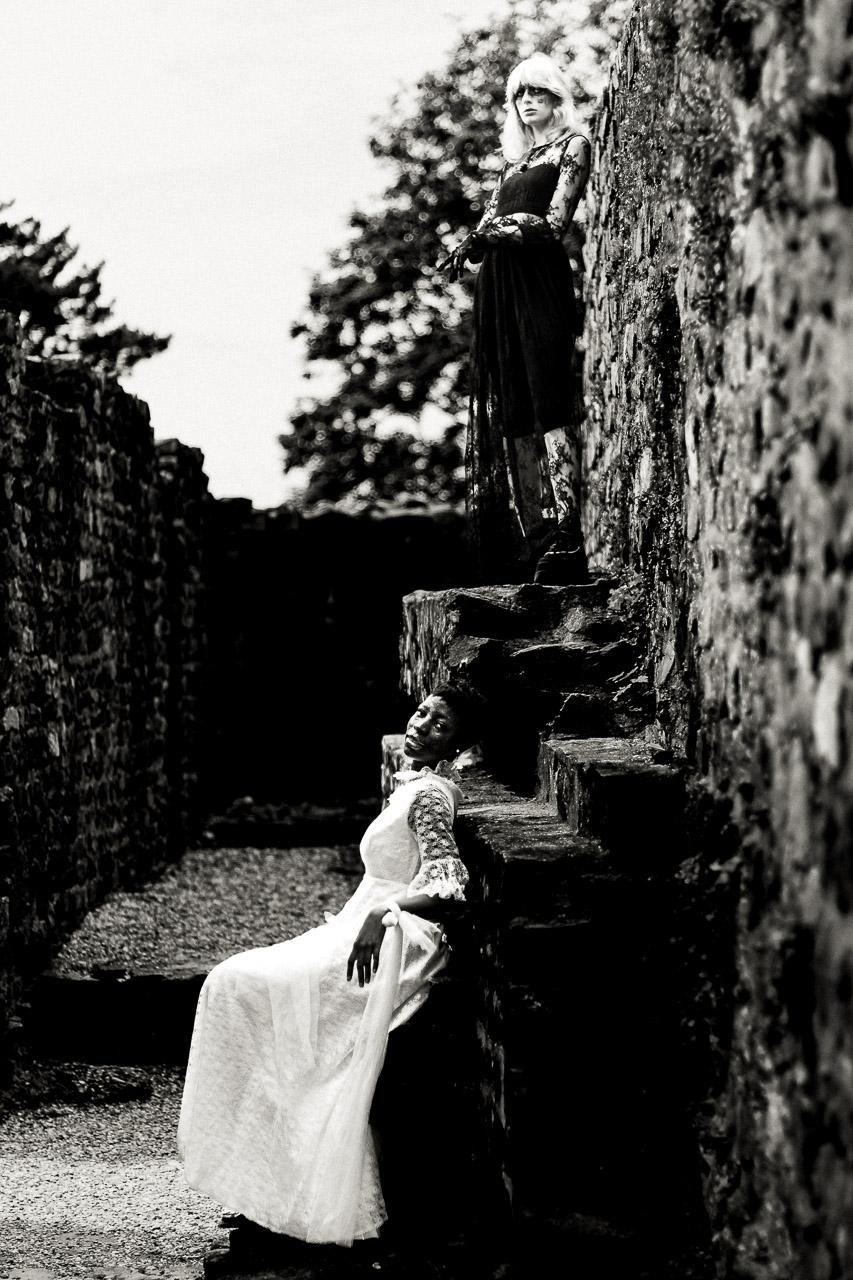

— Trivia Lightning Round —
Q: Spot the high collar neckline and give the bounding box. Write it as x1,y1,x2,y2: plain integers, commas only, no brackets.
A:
393,758,462,787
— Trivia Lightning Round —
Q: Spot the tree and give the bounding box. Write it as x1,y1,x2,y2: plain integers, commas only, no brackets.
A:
0,202,170,376
281,0,629,506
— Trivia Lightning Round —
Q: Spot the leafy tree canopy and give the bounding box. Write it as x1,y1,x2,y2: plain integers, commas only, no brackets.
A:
281,0,628,507
0,202,170,376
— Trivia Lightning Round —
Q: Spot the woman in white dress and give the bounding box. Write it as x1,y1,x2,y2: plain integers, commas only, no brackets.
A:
178,685,482,1248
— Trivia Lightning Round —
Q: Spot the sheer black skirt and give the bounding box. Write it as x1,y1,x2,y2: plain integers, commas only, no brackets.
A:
465,239,583,582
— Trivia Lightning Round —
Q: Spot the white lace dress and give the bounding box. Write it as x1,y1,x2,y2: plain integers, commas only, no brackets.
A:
177,763,467,1246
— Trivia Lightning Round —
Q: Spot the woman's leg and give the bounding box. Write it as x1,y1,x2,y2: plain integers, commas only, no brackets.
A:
504,431,555,550
534,425,588,583
543,426,581,528
505,427,587,582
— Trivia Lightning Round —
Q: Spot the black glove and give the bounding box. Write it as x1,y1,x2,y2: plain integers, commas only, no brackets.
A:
465,231,486,264
436,232,485,282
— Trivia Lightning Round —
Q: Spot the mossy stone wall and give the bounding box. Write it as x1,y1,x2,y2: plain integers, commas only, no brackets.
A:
583,3,853,1275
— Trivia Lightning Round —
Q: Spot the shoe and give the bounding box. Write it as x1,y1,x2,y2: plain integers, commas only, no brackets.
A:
530,515,589,585
533,543,589,584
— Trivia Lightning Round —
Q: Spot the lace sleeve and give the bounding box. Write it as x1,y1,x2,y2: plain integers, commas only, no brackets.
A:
453,164,506,266
478,135,591,247
407,785,468,902
475,164,505,232
545,134,591,237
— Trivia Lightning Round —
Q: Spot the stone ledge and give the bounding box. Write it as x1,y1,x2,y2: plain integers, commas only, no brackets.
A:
29,970,206,1064
538,736,685,863
402,581,620,699
401,583,636,698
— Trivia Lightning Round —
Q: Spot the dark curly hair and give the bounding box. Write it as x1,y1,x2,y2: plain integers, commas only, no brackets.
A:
430,681,488,751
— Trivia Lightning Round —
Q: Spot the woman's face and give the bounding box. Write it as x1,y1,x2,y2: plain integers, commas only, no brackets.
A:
404,695,462,768
514,83,558,132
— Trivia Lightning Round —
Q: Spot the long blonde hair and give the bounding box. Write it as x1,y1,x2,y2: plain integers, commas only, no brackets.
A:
500,52,579,162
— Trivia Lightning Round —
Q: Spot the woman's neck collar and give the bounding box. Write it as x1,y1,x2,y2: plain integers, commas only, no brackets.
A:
396,757,461,782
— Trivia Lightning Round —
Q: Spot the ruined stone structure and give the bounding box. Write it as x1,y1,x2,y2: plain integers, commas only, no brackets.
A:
0,317,208,1072
579,2,853,1275
3,3,851,1274
389,2,853,1274
397,580,711,1273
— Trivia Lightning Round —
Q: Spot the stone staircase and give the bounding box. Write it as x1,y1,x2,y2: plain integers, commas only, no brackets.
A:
401,580,654,790
398,578,713,1276
12,573,713,1277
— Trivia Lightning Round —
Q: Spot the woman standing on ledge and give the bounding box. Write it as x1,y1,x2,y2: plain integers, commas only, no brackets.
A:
440,51,591,585
178,685,482,1248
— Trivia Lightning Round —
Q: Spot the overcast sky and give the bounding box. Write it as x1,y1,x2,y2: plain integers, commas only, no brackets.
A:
2,0,503,506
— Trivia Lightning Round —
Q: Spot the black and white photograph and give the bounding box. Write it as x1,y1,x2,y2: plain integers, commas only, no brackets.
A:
0,1,851,1277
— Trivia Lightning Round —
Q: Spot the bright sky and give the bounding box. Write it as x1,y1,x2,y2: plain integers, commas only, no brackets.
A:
2,0,503,506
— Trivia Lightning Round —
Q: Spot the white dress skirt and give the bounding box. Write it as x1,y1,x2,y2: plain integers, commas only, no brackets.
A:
177,764,468,1246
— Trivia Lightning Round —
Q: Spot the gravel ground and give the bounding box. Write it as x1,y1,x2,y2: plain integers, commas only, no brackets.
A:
0,1068,470,1280
0,1067,225,1280
1,846,368,1279
53,847,360,977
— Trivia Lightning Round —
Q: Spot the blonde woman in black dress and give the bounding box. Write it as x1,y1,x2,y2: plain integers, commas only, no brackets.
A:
440,51,591,584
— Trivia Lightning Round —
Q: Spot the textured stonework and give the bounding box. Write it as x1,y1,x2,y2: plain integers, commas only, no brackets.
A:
396,587,712,1268
0,318,208,1070
583,3,853,1275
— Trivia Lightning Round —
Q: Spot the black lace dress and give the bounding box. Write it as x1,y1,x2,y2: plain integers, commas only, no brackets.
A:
465,131,591,580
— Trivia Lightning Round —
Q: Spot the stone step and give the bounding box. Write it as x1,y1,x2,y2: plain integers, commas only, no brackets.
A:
450,759,699,1256
499,842,617,917
29,967,206,1064
510,1207,713,1279
502,903,673,1014
400,580,652,790
510,1210,647,1277
537,735,685,861
502,972,671,1056
504,915,597,980
455,765,671,916
403,582,620,681
509,637,641,688
402,574,645,693
548,676,655,738
209,1210,701,1279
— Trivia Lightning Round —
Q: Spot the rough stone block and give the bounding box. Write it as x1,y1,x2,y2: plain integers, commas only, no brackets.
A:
538,736,685,862
401,582,626,697
28,969,206,1064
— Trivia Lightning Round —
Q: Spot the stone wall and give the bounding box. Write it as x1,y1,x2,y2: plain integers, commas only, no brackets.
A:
0,317,208,1070
396,582,713,1269
583,3,853,1276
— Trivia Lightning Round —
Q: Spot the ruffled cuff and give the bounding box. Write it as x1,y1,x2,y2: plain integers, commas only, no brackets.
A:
408,857,468,902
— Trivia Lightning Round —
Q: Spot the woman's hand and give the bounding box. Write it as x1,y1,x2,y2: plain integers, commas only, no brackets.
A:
437,233,484,282
436,244,466,283
346,908,387,987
